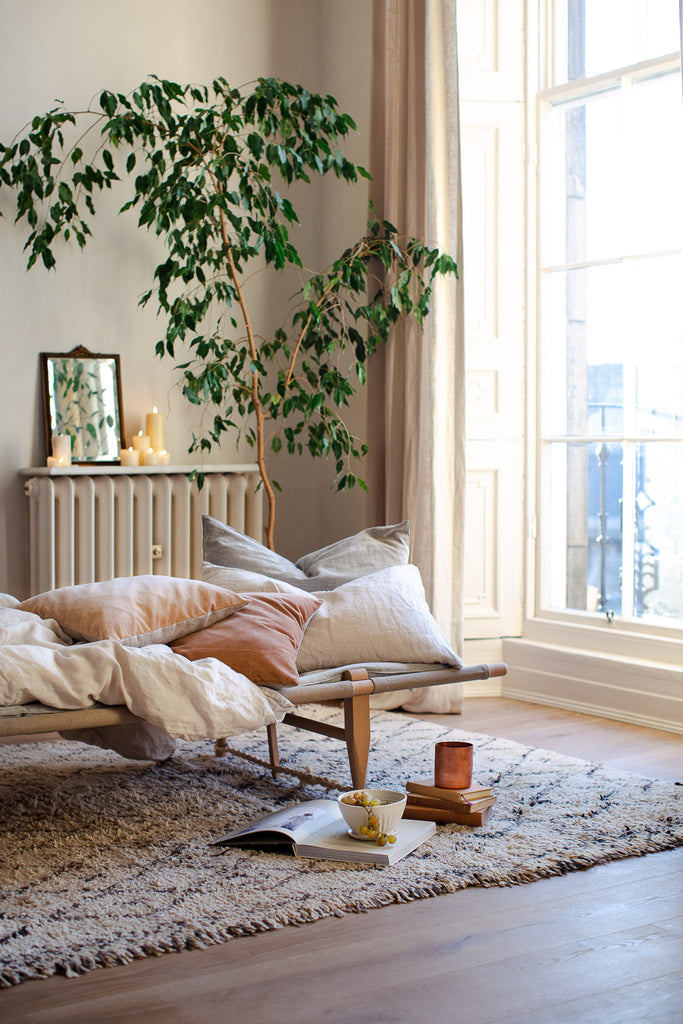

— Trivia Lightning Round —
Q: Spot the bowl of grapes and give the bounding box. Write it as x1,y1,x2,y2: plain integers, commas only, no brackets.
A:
338,788,407,845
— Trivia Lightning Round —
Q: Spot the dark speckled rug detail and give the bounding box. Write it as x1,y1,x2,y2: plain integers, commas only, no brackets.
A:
1,707,681,987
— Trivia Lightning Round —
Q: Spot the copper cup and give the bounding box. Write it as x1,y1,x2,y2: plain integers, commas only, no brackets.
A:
434,741,473,789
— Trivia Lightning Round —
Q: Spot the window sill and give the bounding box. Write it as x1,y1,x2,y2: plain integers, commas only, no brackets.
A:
501,629,683,735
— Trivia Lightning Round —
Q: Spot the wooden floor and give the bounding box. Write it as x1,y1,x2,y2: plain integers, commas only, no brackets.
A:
2,698,682,1024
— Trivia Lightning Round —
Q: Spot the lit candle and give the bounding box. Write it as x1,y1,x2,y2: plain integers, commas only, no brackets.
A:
141,449,161,466
157,450,171,465
119,447,141,467
51,434,72,465
46,456,66,468
132,431,151,452
145,406,165,453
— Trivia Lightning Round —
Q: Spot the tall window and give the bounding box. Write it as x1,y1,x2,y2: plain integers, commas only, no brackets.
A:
537,0,683,627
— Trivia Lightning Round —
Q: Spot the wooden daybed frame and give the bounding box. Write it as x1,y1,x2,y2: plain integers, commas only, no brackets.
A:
0,662,507,787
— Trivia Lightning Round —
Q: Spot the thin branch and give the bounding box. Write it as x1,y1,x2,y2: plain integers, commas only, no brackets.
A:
222,219,277,550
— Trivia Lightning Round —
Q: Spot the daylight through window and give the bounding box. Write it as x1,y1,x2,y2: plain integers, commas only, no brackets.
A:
537,0,683,626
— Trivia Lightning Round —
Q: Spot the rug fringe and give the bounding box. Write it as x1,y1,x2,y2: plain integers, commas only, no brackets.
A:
2,836,682,990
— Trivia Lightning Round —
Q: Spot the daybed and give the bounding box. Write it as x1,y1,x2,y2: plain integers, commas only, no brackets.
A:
0,663,506,788
0,519,507,787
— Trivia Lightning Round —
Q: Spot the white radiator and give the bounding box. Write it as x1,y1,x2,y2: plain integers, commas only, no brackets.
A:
23,466,262,595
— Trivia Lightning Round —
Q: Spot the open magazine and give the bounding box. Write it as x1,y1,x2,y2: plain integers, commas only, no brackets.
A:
211,799,436,866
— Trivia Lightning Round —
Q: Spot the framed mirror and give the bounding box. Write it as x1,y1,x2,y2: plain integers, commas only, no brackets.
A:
41,346,125,464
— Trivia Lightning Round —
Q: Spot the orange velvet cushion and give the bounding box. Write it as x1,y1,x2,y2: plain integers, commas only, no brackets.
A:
18,576,247,647
169,593,321,686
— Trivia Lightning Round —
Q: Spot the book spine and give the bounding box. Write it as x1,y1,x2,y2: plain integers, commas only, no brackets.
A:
406,782,493,804
407,793,497,813
403,805,494,826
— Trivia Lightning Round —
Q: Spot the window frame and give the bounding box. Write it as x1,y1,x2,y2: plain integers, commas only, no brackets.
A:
526,4,683,661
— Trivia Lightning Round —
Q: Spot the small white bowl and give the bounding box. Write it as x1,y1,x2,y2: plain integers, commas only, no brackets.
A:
337,788,407,839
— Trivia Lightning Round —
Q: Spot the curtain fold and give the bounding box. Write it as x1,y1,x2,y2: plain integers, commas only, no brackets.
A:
368,0,466,713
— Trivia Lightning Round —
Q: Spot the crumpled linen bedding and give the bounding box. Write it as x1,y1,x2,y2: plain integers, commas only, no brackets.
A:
0,600,292,761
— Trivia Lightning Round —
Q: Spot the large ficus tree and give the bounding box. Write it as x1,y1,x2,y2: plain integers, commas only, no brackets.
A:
0,75,457,549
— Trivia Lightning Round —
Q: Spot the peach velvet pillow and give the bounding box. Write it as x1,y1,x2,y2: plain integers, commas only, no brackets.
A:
169,592,321,686
18,576,247,647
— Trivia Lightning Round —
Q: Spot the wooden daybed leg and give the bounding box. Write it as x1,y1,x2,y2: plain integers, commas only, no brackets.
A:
343,693,371,790
214,725,280,780
266,721,281,779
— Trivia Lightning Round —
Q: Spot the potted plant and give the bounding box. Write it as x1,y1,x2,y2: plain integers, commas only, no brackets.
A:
0,75,457,549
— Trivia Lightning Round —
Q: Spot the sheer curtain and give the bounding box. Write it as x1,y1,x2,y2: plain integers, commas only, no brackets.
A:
368,0,466,713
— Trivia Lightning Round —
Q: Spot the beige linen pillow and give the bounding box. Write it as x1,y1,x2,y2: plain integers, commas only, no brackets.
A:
202,516,411,591
18,576,247,647
201,561,303,595
296,565,462,673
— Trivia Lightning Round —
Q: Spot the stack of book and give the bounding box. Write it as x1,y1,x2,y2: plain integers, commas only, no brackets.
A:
403,776,497,826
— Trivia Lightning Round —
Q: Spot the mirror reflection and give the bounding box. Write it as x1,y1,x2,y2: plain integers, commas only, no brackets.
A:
41,346,124,463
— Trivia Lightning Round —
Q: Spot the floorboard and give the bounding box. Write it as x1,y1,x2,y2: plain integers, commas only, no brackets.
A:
1,698,682,1023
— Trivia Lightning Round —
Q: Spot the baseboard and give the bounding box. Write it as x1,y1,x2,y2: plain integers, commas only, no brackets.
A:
501,637,683,735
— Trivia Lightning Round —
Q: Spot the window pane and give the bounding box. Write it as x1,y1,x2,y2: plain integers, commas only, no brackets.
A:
636,443,683,623
541,71,683,266
542,256,683,438
547,441,624,614
555,0,680,85
628,72,683,253
542,88,621,266
546,440,683,623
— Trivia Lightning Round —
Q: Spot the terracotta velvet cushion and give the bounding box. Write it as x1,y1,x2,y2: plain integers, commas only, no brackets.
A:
169,592,322,686
18,576,247,647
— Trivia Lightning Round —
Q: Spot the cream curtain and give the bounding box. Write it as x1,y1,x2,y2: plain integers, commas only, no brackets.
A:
368,0,466,713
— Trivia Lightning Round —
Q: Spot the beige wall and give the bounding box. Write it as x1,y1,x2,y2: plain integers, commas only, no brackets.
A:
0,0,372,598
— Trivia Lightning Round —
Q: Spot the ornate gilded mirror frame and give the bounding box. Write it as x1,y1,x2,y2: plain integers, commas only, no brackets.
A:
41,345,125,464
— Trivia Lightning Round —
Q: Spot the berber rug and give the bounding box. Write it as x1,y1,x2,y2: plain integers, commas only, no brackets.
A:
1,707,681,987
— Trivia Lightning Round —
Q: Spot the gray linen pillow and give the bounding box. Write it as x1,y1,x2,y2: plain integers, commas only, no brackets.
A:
202,516,411,592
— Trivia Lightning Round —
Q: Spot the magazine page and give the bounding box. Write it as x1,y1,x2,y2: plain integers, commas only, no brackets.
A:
298,816,436,864
212,799,342,846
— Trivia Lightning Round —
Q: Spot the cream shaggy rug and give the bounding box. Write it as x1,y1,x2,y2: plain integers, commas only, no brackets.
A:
1,707,681,987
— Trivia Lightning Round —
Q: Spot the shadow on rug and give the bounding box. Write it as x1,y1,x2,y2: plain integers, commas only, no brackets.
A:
1,708,681,987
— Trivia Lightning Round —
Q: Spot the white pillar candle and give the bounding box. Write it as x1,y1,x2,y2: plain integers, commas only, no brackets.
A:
132,431,151,452
119,447,141,467
51,435,72,465
141,449,161,466
46,456,66,468
145,407,165,452
157,450,171,465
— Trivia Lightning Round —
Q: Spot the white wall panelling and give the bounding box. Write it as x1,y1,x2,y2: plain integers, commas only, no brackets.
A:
459,0,526,641
458,0,525,102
